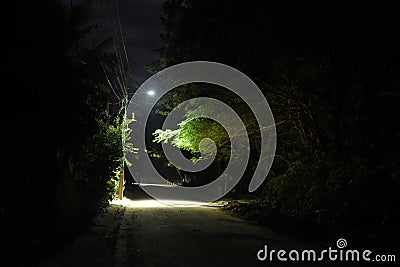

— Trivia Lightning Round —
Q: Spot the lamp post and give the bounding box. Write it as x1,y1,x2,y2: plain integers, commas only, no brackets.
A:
116,90,155,200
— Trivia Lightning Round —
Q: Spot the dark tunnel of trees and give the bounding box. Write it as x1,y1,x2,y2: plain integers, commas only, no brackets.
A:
1,0,400,264
149,0,400,252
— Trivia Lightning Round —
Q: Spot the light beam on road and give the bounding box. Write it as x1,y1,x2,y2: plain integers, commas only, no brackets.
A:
111,198,208,208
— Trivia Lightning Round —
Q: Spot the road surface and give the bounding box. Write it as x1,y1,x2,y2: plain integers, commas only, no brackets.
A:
39,185,377,267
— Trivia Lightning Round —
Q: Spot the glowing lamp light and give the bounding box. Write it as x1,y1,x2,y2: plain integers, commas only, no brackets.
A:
146,90,155,96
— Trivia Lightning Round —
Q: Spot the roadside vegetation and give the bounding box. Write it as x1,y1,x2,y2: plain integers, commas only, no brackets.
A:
151,0,400,251
1,1,127,263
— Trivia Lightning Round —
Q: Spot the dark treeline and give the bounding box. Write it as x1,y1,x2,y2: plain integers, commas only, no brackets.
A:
1,0,400,264
1,1,123,264
152,0,400,250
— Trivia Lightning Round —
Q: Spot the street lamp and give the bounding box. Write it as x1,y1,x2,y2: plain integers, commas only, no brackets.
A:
117,89,156,200
132,90,156,97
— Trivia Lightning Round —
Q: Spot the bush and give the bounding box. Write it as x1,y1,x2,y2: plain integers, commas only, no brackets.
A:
262,152,400,248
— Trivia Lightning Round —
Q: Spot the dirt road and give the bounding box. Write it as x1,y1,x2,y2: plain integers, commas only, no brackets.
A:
38,187,377,267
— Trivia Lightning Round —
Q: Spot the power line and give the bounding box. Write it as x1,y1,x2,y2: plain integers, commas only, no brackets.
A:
92,0,132,103
115,0,131,74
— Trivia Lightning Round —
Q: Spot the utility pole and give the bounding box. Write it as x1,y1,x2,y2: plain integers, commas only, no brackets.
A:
117,102,127,200
94,0,130,200
117,158,124,200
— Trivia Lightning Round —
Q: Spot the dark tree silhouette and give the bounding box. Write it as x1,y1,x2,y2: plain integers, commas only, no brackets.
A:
151,0,400,249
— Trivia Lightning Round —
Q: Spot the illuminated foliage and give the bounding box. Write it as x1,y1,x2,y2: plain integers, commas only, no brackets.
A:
150,0,400,247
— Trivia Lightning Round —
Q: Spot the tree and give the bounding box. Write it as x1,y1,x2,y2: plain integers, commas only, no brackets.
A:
1,0,131,262
150,0,400,247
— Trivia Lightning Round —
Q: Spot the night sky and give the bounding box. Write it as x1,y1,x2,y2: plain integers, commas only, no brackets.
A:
69,0,165,83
